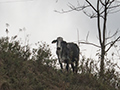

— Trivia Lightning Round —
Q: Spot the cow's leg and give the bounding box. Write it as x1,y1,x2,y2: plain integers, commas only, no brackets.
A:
58,59,63,69
71,63,75,72
75,60,79,73
66,63,69,72
57,50,63,69
60,62,63,69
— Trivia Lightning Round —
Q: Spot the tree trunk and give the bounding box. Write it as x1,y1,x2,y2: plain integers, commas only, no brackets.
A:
100,46,105,77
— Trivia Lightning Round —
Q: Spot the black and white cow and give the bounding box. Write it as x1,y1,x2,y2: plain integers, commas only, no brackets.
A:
52,37,79,73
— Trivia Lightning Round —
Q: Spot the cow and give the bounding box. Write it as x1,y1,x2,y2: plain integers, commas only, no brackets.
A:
52,37,80,73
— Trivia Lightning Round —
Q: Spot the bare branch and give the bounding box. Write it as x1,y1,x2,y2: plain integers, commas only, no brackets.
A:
109,0,115,5
103,0,108,48
83,10,97,18
79,41,101,48
109,8,120,14
54,3,89,14
86,31,89,42
106,36,120,52
85,0,97,12
68,3,90,11
54,9,74,14
107,3,120,14
68,3,76,10
105,39,120,47
105,41,113,47
100,0,105,6
97,0,102,47
106,29,119,40
108,4,120,9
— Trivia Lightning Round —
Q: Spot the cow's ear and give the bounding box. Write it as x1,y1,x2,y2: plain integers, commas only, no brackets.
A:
52,40,57,44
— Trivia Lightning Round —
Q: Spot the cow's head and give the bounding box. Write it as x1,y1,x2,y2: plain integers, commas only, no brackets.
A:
52,37,64,51
52,37,69,62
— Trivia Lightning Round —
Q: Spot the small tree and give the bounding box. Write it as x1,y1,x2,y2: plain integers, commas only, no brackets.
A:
32,42,57,68
56,0,120,77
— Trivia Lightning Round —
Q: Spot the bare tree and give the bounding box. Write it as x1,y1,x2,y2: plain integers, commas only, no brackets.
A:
56,0,120,77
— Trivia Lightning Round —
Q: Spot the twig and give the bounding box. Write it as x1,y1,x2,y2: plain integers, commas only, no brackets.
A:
106,36,120,52
79,41,100,48
85,0,97,12
106,30,119,40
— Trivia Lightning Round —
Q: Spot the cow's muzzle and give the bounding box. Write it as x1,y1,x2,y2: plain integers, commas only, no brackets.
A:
57,47,61,50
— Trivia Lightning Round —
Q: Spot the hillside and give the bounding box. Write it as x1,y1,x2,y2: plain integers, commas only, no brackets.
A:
0,60,118,90
0,36,120,90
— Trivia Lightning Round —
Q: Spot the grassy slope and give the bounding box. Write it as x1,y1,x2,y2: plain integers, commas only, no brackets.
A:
0,37,118,90
0,60,117,90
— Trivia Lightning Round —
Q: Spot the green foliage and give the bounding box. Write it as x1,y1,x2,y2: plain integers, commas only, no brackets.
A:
0,35,120,90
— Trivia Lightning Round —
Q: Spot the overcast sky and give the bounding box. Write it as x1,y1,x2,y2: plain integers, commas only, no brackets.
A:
0,0,120,60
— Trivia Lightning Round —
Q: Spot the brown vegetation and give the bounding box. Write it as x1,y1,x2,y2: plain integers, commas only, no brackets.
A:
0,36,120,90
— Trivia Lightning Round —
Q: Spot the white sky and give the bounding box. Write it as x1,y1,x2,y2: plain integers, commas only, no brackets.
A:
0,0,120,62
